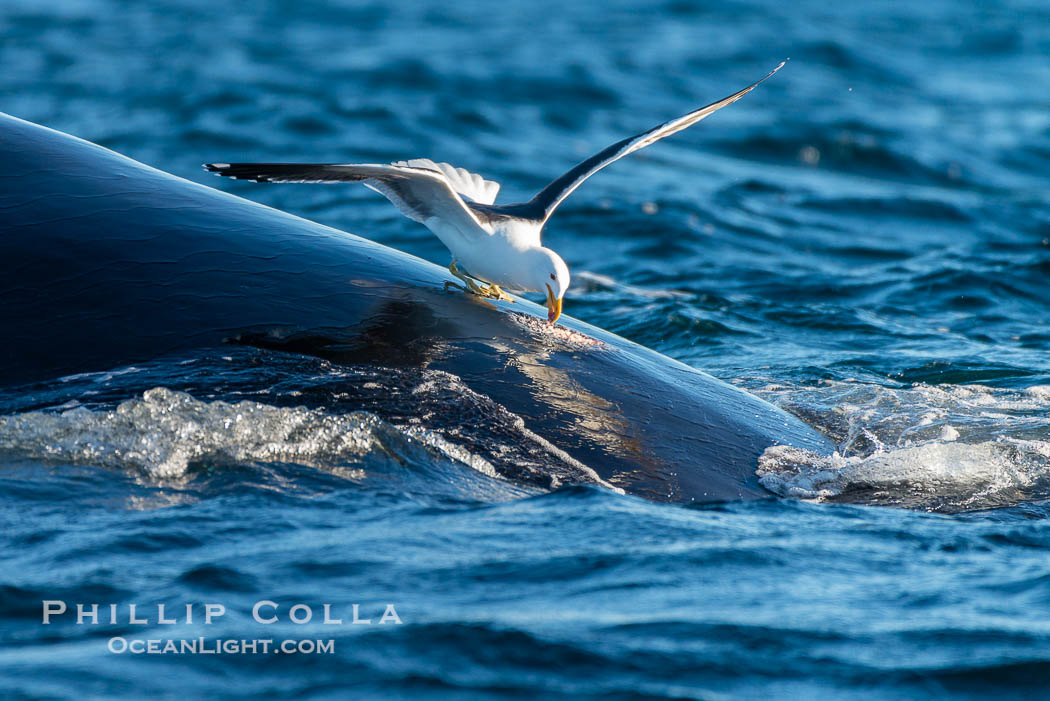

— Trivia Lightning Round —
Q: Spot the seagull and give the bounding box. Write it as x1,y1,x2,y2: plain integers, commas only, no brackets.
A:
205,61,785,325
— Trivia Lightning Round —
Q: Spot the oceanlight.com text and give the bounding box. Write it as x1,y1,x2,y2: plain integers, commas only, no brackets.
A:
107,637,335,655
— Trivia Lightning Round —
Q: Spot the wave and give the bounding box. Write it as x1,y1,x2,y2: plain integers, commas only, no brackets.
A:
752,380,1050,511
0,350,621,499
0,387,484,483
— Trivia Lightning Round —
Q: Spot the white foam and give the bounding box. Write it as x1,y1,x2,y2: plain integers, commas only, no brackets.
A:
1027,385,1050,401
0,387,497,482
751,379,1050,510
758,441,1047,509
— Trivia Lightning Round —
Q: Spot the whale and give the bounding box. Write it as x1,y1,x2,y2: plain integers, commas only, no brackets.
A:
0,112,832,502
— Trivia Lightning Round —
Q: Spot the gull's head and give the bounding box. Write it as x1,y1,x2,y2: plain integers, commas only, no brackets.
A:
525,247,570,324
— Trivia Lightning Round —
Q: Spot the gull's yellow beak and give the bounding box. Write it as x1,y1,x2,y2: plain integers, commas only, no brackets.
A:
545,283,562,324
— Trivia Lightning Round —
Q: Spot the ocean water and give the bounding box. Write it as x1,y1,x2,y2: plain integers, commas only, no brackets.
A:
3,0,1050,698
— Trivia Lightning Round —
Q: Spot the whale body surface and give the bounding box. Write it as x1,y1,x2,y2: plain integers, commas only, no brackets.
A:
0,112,832,502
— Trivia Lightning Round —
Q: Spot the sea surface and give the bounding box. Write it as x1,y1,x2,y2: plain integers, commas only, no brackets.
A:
3,0,1050,698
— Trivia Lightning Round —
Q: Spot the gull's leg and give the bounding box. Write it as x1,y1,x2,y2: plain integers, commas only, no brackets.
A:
444,260,466,292
448,260,488,297
447,260,514,302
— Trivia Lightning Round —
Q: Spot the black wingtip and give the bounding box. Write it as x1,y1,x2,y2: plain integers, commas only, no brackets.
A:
202,163,265,181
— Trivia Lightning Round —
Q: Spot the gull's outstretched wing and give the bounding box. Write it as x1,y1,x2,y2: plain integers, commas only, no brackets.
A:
203,162,493,235
523,61,786,225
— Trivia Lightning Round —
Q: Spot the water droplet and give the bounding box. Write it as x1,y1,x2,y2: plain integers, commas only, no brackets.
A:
799,146,820,166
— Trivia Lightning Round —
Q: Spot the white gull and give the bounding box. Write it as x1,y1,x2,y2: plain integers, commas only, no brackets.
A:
205,61,785,324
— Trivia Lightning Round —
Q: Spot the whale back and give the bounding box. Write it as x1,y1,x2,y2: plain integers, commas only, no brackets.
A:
0,112,832,502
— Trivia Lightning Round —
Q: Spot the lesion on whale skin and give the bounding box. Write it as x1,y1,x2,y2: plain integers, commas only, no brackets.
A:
508,312,606,351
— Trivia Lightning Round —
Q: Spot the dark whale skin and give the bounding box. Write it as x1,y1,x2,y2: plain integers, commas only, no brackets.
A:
0,112,832,502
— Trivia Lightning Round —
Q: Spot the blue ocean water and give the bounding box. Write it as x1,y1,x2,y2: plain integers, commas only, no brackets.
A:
3,0,1050,697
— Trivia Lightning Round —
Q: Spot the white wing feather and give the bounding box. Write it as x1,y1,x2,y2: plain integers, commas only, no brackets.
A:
394,159,500,205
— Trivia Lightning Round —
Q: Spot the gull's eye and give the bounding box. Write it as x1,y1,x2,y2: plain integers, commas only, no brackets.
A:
550,273,556,280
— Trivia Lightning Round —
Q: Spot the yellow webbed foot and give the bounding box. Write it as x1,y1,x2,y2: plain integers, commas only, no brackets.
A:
447,261,512,302
482,284,514,303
